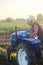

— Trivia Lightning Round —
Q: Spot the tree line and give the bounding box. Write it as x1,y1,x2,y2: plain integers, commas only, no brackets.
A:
0,13,43,23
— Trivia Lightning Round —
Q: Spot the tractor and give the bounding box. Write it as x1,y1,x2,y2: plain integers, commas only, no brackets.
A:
7,26,43,65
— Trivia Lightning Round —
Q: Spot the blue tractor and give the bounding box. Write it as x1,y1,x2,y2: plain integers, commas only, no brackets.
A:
7,26,43,65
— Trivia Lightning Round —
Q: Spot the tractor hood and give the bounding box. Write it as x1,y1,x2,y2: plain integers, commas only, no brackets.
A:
12,31,30,39
11,30,41,46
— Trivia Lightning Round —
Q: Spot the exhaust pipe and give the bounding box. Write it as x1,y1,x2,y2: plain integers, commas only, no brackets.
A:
15,26,17,41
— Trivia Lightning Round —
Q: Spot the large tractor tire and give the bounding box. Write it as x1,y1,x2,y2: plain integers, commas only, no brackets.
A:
16,42,36,65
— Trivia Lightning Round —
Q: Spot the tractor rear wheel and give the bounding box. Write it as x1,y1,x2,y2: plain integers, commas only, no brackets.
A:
16,42,36,65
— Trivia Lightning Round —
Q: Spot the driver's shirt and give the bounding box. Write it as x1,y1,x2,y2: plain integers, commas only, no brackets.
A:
31,22,43,42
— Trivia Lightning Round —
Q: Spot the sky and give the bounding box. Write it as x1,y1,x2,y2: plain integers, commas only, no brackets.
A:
0,0,43,19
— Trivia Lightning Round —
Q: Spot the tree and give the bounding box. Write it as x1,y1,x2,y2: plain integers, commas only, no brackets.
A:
36,13,43,22
6,17,15,22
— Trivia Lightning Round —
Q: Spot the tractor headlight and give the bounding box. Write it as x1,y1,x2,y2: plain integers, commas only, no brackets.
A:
34,35,38,40
34,35,38,43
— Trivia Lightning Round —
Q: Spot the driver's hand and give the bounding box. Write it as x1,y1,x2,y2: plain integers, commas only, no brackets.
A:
27,34,32,38
29,34,32,38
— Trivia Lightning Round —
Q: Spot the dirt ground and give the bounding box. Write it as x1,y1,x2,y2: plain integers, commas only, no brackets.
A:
0,55,17,65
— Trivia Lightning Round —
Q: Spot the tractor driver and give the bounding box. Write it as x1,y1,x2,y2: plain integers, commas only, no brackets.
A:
26,18,43,43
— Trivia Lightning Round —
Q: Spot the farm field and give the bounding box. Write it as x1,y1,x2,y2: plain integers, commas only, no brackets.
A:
0,20,29,34
0,20,43,65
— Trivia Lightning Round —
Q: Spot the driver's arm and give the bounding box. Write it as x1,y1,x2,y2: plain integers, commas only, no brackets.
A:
29,24,38,37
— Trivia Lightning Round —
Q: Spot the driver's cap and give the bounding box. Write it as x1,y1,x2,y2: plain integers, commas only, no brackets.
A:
26,18,33,23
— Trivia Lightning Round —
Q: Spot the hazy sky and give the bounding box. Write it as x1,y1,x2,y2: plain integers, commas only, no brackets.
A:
0,0,43,19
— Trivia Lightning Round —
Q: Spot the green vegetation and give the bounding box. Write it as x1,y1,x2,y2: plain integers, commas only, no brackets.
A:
0,19,29,34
